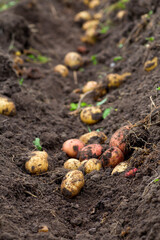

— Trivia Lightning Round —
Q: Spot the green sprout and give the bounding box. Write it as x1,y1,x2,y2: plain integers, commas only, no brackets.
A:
96,98,107,106
153,178,159,183
91,55,98,65
33,138,42,151
147,10,153,19
19,77,24,86
0,0,19,12
103,107,112,119
87,126,92,132
70,102,91,111
100,25,110,34
156,87,160,91
26,54,50,64
145,37,155,42
106,0,129,13
113,56,123,62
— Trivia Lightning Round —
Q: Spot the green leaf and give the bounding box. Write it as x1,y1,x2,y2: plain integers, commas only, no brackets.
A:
118,43,123,48
103,107,112,119
145,37,154,42
33,138,42,151
100,26,110,34
91,55,98,65
19,77,24,86
37,55,50,63
96,98,107,106
70,103,78,111
156,87,160,91
88,126,92,132
153,178,159,183
113,56,123,62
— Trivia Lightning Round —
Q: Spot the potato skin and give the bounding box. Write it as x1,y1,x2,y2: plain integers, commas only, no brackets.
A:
109,125,131,154
25,151,48,175
79,131,107,144
64,52,83,69
111,161,128,175
79,144,103,161
80,106,102,125
62,139,84,158
84,158,101,173
82,81,98,93
100,147,124,168
64,159,81,170
0,96,16,116
61,170,85,198
74,11,91,23
82,20,99,31
54,64,69,77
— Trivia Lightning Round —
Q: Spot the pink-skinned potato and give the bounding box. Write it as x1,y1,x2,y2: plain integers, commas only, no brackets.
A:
79,144,103,162
100,147,124,168
62,139,84,158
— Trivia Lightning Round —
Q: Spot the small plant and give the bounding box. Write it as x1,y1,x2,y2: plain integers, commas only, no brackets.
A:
145,37,154,42
19,77,24,86
96,98,107,106
87,126,92,132
0,0,19,12
153,178,159,183
33,138,42,151
146,10,153,19
91,55,98,65
27,54,50,64
70,102,91,111
113,56,123,62
103,107,112,119
100,25,110,34
106,0,129,13
118,43,123,48
156,87,160,91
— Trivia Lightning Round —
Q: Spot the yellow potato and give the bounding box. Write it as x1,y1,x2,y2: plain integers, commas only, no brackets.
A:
107,72,131,88
82,81,98,93
82,20,99,31
64,52,83,69
88,0,100,9
64,159,81,170
93,12,103,20
84,158,101,173
79,131,107,144
0,96,16,116
80,106,102,124
74,11,91,22
85,27,97,38
81,35,96,44
61,170,85,198
25,151,48,175
144,57,158,72
83,0,90,5
116,10,127,20
54,64,69,77
111,161,128,175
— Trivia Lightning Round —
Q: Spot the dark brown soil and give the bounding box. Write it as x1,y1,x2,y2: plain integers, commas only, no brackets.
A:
0,0,160,239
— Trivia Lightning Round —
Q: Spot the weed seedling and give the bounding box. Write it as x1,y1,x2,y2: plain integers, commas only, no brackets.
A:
106,0,129,13
113,56,123,62
103,107,112,119
33,138,42,151
100,25,110,34
96,98,107,106
0,0,19,12
19,77,24,86
70,102,91,111
153,178,159,183
146,10,153,19
91,55,98,65
87,126,92,132
156,87,160,91
145,37,154,42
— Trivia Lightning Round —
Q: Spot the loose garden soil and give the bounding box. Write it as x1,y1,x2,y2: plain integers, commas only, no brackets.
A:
0,0,160,239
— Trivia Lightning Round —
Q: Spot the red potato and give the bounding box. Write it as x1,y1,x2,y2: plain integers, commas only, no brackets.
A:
100,147,124,168
62,139,84,158
109,125,131,154
125,168,138,177
79,144,103,162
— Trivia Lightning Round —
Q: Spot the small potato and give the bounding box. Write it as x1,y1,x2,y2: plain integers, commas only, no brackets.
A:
64,52,83,69
54,64,69,77
82,81,98,93
93,12,103,20
74,11,91,23
100,147,124,168
62,139,84,158
64,159,81,170
61,170,85,198
25,151,48,175
84,158,101,173
79,131,107,144
89,0,100,9
0,96,16,116
85,27,97,38
106,72,131,88
82,20,99,31
80,106,102,124
109,125,131,154
144,57,158,72
111,161,128,175
81,35,96,45
79,144,103,161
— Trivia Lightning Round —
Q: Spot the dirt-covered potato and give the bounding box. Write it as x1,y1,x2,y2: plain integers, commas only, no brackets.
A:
64,52,83,69
62,139,84,158
54,64,69,77
89,0,100,9
25,151,48,175
61,170,85,198
93,11,103,20
82,81,98,93
84,158,101,173
64,159,81,170
111,161,128,175
80,106,102,124
100,147,124,168
106,73,131,88
0,96,16,116
82,20,99,31
79,144,103,161
81,35,96,44
79,131,107,144
74,11,91,23
85,27,97,38
144,57,158,72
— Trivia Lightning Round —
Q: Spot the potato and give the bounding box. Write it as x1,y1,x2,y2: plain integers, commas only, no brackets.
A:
88,0,100,9
84,158,101,173
74,11,91,23
80,106,102,124
61,170,85,198
82,81,98,93
54,64,69,77
109,125,131,154
116,10,127,20
93,12,103,20
64,52,83,69
81,35,96,45
25,151,48,175
0,96,16,116
106,72,131,88
144,57,158,72
64,159,81,170
83,0,90,6
62,139,84,158
82,20,99,31
85,27,97,38
79,131,107,144
100,147,124,168
111,161,128,175
79,144,103,161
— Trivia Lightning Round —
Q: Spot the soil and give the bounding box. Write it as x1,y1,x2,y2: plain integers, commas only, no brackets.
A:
0,0,160,239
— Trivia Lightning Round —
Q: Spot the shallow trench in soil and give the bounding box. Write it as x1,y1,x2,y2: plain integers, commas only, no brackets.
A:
0,0,160,240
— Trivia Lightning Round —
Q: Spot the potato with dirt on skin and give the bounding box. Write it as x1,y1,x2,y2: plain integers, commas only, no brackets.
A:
64,158,81,170
82,81,99,93
79,131,107,144
111,161,128,175
84,158,102,173
64,52,83,69
74,11,91,23
82,20,99,31
79,144,103,161
61,170,85,198
100,147,124,168
88,0,100,8
106,73,131,88
0,95,16,116
25,151,48,175
54,64,69,77
62,139,84,158
80,106,102,125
